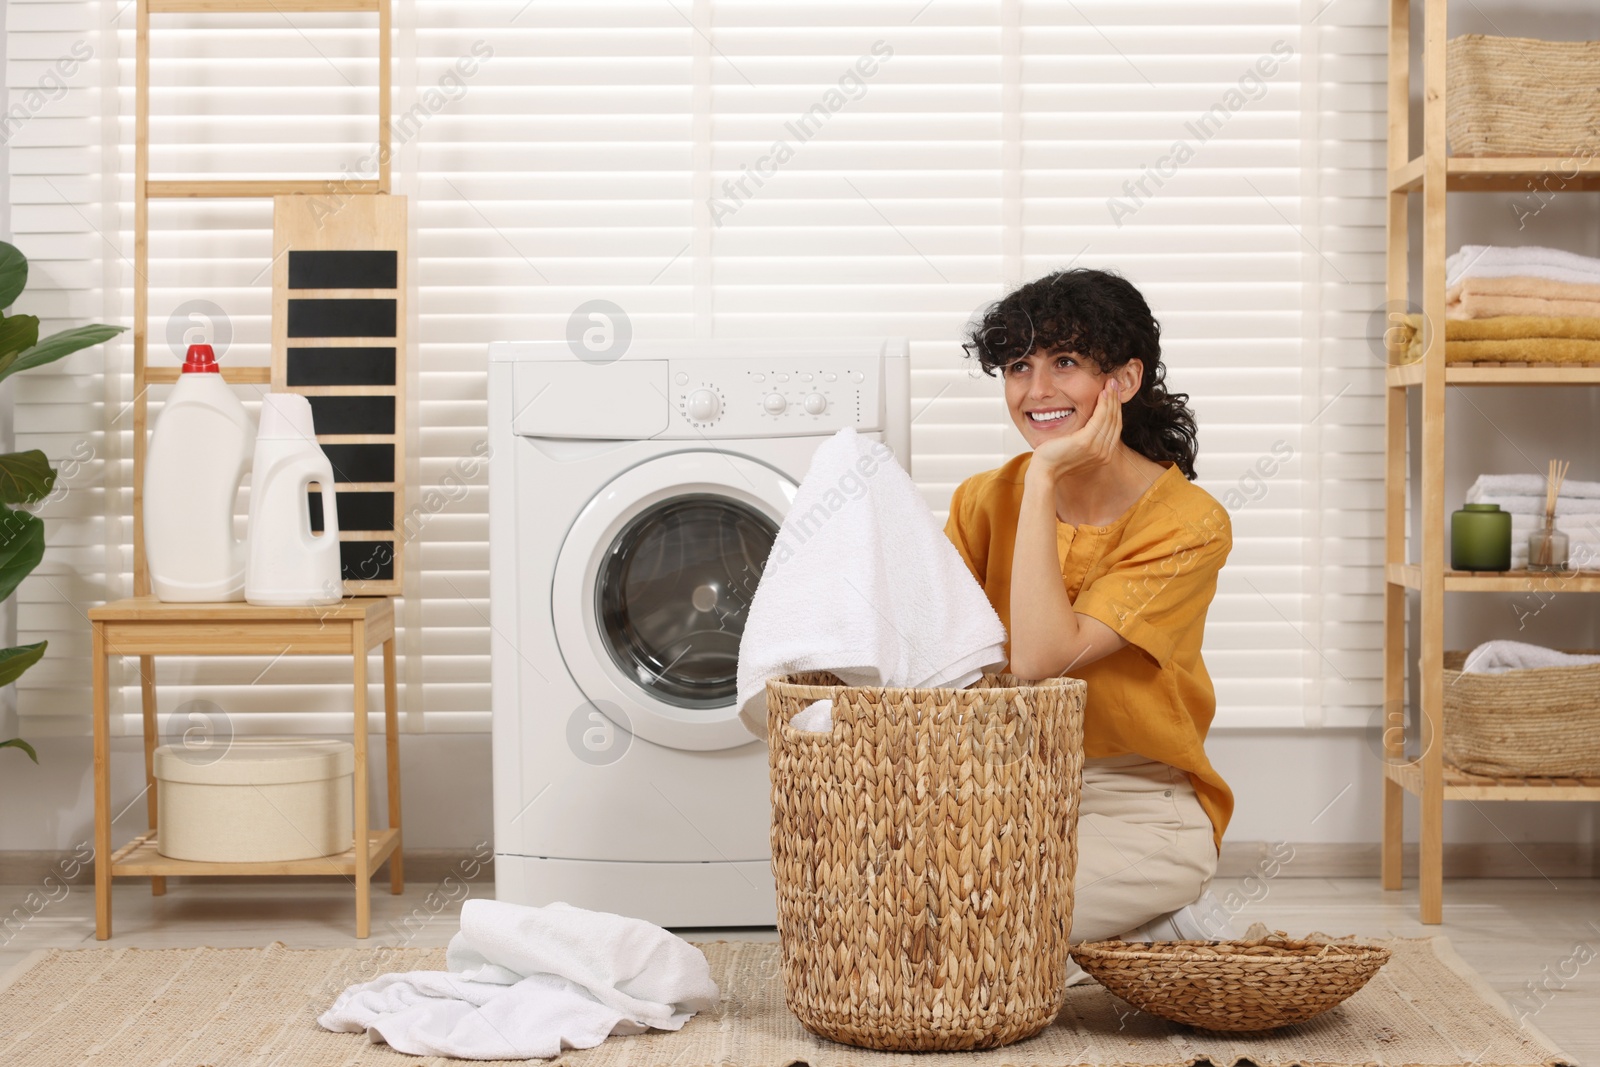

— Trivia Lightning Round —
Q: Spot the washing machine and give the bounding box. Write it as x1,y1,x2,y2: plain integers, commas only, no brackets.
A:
487,338,910,927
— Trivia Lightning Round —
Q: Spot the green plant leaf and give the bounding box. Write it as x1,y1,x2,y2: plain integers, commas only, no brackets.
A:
0,450,57,505
0,507,45,603
0,324,127,385
1,737,39,763
0,642,47,689
0,313,39,359
0,243,27,312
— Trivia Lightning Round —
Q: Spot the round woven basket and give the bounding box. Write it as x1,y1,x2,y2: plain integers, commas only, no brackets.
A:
1442,650,1600,777
1071,933,1392,1032
765,671,1086,1052
1447,35,1600,157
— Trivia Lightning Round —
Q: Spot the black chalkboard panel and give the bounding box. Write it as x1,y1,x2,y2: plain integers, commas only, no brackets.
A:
309,489,393,533
288,298,396,338
341,540,394,582
322,443,394,483
286,346,396,387
289,250,398,290
309,395,395,435
273,194,407,596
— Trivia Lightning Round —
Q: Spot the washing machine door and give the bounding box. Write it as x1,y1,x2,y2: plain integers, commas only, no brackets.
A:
552,451,793,751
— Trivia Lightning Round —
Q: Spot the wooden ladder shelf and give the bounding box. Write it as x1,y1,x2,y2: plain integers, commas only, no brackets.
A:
89,0,402,940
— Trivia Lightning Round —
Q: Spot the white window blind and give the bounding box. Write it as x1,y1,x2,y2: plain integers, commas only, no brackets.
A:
8,0,1384,736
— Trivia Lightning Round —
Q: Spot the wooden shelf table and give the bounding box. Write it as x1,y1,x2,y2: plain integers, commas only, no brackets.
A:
89,595,403,939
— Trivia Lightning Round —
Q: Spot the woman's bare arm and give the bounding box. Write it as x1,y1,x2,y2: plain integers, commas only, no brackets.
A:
1008,476,1127,678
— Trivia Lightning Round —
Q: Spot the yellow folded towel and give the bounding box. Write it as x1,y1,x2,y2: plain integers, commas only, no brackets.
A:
1447,275,1600,319
1442,337,1600,363
1399,313,1600,364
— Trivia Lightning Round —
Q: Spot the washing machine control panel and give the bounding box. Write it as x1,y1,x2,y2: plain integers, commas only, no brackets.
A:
667,355,881,437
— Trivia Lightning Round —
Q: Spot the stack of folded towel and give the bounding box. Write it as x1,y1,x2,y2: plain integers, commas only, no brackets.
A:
1466,473,1600,571
1398,245,1600,364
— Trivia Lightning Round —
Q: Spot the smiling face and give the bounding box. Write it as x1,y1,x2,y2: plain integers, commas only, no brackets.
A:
1003,348,1113,448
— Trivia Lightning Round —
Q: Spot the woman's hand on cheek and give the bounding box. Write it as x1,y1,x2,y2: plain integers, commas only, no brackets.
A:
1027,380,1123,485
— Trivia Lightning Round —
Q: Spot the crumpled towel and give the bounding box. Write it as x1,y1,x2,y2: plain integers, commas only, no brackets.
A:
1461,640,1600,674
318,899,719,1060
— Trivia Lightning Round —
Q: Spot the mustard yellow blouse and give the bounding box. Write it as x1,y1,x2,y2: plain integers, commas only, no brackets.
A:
944,454,1234,848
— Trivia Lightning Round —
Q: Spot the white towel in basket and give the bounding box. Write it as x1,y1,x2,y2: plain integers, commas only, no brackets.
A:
1461,640,1600,674
735,428,1007,739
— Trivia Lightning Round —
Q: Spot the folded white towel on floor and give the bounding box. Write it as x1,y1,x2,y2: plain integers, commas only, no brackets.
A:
735,428,1007,739
318,899,718,1060
1446,245,1600,289
1462,640,1600,674
1467,473,1600,500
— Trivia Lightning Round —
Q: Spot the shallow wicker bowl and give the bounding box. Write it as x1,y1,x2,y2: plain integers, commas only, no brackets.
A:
1071,933,1392,1032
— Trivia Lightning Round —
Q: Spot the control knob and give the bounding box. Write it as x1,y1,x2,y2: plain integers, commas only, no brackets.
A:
803,392,827,415
762,393,787,415
686,388,721,422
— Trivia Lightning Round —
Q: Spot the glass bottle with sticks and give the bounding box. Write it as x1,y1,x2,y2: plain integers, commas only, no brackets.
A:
1528,459,1570,572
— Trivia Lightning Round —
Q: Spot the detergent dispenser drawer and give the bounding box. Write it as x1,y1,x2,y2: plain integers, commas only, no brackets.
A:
513,360,669,439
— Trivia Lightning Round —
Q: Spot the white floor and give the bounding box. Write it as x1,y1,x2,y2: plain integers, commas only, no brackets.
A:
2,875,1595,1063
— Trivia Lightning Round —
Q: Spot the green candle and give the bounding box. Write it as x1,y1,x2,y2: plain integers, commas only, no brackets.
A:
1451,503,1511,571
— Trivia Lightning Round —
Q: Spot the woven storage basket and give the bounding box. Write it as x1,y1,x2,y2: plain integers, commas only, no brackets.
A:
1447,35,1600,157
766,671,1086,1052
1442,650,1600,777
1071,933,1391,1032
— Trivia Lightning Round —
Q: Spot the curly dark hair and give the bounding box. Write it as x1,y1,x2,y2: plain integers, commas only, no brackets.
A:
962,268,1200,480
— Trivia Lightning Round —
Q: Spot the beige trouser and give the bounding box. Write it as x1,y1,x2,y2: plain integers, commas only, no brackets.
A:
1068,753,1219,943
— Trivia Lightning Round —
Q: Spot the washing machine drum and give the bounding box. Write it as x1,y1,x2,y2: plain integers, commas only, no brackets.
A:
598,495,775,709
552,451,796,751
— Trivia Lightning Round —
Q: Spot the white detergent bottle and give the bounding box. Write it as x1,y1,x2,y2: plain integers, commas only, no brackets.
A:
246,392,342,606
144,344,255,601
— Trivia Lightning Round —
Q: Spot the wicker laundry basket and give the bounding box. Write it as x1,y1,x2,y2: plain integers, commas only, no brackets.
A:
765,671,1086,1052
1447,35,1600,157
1442,650,1600,777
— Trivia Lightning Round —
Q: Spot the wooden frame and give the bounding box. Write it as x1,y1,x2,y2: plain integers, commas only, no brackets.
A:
1382,0,1600,924
133,0,393,592
91,0,404,939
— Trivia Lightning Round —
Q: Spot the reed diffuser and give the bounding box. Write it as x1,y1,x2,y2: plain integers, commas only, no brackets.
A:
1529,458,1570,572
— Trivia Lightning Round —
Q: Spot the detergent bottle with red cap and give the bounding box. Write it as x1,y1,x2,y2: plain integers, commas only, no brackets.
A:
144,344,256,601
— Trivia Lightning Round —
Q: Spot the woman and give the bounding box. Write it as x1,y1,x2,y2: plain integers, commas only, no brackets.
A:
944,268,1235,945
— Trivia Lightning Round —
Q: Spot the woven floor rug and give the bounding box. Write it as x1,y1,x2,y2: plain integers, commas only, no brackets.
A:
0,937,1574,1067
